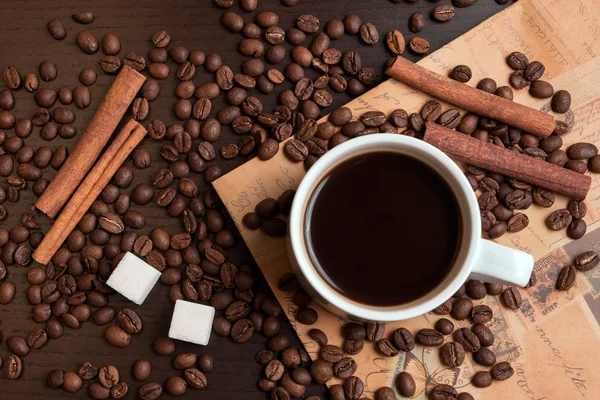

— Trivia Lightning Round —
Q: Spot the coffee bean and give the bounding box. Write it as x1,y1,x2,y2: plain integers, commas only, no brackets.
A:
473,347,496,367
99,55,121,74
333,357,357,379
450,297,473,320
453,328,480,353
343,376,364,399
433,4,456,22
104,325,131,348
76,31,99,54
549,90,571,114
556,264,577,290
184,368,207,389
501,286,523,310
47,19,66,40
568,142,598,160
529,80,554,98
374,386,397,400
471,304,493,324
384,29,406,55
491,361,514,381
523,60,545,81
139,382,163,400
440,342,465,367
471,371,493,388
37,60,57,83
506,51,529,70
450,65,472,83
284,139,308,162
98,365,120,389
100,33,121,55
574,251,599,271
63,371,83,392
409,11,426,33
409,37,430,54
2,66,21,89
546,209,572,231
148,48,169,63
72,85,91,109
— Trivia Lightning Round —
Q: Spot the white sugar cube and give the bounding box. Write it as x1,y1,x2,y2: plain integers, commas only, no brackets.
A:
168,300,215,346
106,252,161,305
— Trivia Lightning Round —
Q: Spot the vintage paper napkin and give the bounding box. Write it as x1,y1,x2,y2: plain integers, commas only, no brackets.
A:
214,0,600,398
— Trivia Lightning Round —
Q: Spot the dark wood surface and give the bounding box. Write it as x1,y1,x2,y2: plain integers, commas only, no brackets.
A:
0,0,512,398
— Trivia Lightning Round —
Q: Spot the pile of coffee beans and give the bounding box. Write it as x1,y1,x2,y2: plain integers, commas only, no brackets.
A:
242,189,295,236
46,363,129,398
1,1,579,399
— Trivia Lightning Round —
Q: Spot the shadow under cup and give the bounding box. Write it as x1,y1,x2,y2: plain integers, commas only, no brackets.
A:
291,135,480,320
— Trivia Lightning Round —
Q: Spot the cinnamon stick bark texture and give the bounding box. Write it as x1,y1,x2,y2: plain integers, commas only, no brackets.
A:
386,56,555,138
33,120,147,265
35,66,146,219
424,123,591,200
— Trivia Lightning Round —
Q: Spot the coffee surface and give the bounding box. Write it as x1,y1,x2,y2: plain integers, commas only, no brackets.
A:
307,151,460,306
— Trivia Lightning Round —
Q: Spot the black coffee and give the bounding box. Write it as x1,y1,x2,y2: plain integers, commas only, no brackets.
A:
307,152,460,306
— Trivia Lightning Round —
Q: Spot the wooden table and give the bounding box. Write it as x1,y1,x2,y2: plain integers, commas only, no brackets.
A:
0,0,512,398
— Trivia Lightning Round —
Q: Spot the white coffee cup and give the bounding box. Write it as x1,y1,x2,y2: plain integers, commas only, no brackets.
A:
288,134,534,322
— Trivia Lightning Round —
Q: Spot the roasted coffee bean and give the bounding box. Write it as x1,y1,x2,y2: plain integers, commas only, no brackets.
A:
76,31,99,54
101,33,121,55
574,251,598,271
551,90,571,113
98,365,120,389
501,287,523,310
524,61,545,81
471,371,493,388
183,368,208,389
333,357,358,379
490,361,514,381
409,37,430,54
357,23,379,46
472,347,497,367
556,264,576,291
440,342,465,367
471,324,494,348
131,360,152,382
47,19,66,40
453,328,480,352
450,64,472,83
100,55,121,74
435,318,455,336
568,142,598,160
408,11,426,33
139,382,163,400
47,369,65,388
416,329,444,347
3,66,21,89
450,297,473,320
546,209,572,231
509,70,529,89
38,60,57,82
433,4,456,22
374,338,397,357
507,51,529,70
529,80,554,98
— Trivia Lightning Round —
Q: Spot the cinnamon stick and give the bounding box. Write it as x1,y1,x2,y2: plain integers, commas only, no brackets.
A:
423,123,591,200
35,66,146,219
33,120,147,265
386,56,556,138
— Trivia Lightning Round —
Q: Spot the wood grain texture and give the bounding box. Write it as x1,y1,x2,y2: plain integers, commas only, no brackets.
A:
0,0,511,398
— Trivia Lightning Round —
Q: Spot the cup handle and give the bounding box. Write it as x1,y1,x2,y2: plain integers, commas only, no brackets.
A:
469,239,534,287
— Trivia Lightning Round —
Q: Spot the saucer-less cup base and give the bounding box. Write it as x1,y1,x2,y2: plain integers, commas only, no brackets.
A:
288,134,534,322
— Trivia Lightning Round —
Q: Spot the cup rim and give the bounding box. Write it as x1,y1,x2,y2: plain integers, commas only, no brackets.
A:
289,133,481,321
